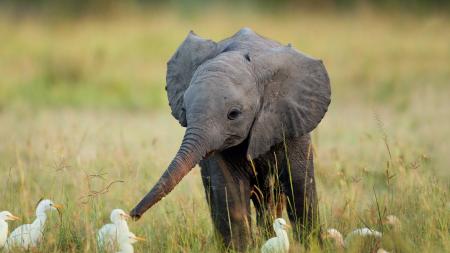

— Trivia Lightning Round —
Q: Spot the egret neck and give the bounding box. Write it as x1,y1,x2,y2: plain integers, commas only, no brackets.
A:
274,225,289,251
33,206,49,234
0,219,8,247
118,243,134,253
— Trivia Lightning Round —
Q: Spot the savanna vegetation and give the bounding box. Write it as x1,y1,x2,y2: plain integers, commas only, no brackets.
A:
0,2,449,252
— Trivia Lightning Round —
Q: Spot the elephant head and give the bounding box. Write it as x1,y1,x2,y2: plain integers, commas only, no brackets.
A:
130,28,330,219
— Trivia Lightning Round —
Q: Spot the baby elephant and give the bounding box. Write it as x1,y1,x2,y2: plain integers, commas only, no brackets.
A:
131,28,331,251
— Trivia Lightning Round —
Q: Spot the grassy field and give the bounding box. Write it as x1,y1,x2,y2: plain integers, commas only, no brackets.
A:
0,7,449,252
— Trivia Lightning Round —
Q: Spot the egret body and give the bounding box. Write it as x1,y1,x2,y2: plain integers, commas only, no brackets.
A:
344,227,382,245
5,199,62,250
323,227,384,251
98,209,131,250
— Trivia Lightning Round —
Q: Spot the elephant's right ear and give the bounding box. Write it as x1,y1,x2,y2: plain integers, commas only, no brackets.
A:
166,31,219,127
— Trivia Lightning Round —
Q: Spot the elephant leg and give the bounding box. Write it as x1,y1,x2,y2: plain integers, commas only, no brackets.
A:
279,135,321,245
200,156,252,251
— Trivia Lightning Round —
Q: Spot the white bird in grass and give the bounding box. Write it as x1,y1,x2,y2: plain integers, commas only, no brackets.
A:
261,218,290,253
5,199,62,251
323,215,401,253
116,232,145,253
323,227,387,252
0,211,20,248
97,209,131,250
345,227,382,244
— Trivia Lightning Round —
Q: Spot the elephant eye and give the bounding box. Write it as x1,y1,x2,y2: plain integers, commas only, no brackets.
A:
227,108,241,120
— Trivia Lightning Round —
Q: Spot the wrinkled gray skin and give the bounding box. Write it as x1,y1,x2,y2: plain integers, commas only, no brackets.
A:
130,28,331,251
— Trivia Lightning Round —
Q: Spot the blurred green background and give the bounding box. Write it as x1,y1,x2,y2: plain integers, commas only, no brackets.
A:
0,0,449,112
1,0,450,16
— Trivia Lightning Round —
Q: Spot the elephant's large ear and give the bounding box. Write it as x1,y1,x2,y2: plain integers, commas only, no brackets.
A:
166,31,219,126
247,46,331,159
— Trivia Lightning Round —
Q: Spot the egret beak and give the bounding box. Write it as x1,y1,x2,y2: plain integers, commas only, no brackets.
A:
133,235,146,242
121,213,131,219
53,204,64,223
7,214,20,221
53,204,64,210
284,224,291,230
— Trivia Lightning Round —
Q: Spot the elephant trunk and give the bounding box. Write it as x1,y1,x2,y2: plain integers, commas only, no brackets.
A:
130,127,208,219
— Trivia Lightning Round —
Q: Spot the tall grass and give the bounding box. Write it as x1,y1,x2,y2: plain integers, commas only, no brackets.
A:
0,106,448,252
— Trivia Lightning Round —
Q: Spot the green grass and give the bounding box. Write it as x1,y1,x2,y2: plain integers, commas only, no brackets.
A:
0,7,449,253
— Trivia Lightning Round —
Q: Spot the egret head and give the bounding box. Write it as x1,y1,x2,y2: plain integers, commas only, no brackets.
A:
0,211,20,221
121,232,145,245
36,199,63,215
273,218,290,231
110,209,130,223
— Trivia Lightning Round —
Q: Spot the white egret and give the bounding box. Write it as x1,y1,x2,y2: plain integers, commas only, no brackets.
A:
0,211,20,248
345,227,382,244
97,209,131,250
261,218,290,253
323,227,383,249
5,199,62,250
117,232,145,253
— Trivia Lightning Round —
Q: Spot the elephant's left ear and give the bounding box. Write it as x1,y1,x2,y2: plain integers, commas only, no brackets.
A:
166,31,220,127
247,46,331,159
